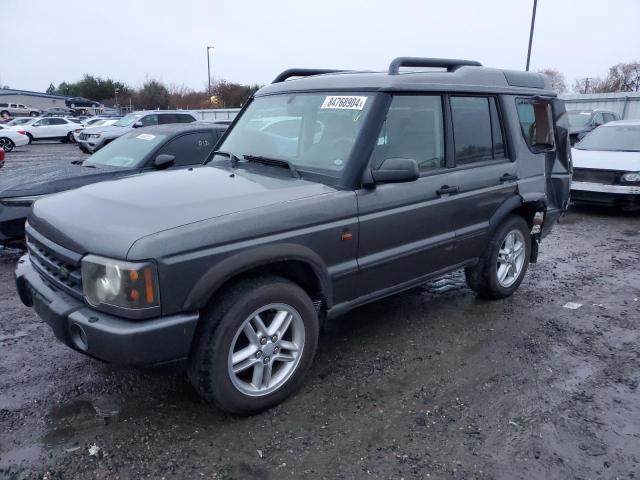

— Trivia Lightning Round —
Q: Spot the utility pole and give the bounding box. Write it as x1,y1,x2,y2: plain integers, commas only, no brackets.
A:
207,46,214,95
525,0,538,71
583,77,592,94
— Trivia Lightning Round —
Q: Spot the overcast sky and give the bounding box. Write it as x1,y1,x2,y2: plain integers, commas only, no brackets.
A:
2,0,638,92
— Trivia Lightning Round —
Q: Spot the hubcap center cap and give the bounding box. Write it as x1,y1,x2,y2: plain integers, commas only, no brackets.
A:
262,343,276,357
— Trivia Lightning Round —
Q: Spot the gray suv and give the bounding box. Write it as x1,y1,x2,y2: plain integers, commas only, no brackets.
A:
77,110,197,153
15,57,571,415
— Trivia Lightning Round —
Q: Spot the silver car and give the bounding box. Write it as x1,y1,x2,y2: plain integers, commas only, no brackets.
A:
76,111,197,153
0,102,41,118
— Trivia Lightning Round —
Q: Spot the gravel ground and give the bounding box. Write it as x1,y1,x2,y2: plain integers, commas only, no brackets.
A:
1,144,639,479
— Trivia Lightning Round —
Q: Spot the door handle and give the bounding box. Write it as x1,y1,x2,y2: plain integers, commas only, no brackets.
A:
500,173,518,183
436,185,459,196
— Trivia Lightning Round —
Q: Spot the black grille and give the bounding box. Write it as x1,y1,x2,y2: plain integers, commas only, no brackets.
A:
79,133,89,140
26,232,83,299
572,168,620,185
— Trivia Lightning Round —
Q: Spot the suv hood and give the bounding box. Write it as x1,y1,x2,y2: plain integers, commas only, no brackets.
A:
0,162,131,197
29,166,336,258
572,148,640,171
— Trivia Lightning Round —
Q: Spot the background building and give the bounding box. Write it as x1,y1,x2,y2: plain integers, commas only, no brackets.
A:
0,88,70,110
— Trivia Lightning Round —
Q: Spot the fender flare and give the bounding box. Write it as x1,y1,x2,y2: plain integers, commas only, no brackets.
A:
183,243,333,311
487,193,546,235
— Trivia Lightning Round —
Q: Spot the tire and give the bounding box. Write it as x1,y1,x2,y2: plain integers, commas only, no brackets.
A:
66,132,75,143
465,215,531,299
0,111,9,118
26,133,33,145
188,275,319,415
30,111,38,117
0,137,14,152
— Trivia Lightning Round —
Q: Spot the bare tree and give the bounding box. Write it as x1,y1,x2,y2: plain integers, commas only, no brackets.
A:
537,68,567,93
601,62,640,92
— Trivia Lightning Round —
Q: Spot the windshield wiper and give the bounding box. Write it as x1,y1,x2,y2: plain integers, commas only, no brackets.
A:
243,155,300,178
207,150,241,167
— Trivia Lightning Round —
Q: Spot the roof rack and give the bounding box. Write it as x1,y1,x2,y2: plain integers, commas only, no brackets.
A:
272,68,346,84
388,57,482,75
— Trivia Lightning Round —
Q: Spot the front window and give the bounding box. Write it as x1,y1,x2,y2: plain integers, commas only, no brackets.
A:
113,113,143,127
217,93,375,177
568,111,592,129
85,131,167,167
576,125,640,152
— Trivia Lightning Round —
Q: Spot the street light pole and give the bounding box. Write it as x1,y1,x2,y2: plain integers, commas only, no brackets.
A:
525,0,538,71
207,46,214,95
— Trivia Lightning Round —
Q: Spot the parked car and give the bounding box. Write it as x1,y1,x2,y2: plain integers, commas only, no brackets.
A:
0,122,227,247
3,117,33,127
0,126,30,152
42,107,75,117
20,117,82,143
76,111,197,153
72,119,119,142
0,148,4,169
15,57,570,414
568,109,620,146
571,120,640,211
0,102,41,118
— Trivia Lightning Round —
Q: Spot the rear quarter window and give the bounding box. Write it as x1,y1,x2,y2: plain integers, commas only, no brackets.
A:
516,99,556,152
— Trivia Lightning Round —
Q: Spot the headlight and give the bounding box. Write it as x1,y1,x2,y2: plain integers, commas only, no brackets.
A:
0,195,46,207
88,134,101,139
81,255,160,314
621,172,640,183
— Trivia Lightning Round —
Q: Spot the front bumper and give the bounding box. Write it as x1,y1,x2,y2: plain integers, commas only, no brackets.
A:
77,137,105,153
571,182,640,209
15,255,200,366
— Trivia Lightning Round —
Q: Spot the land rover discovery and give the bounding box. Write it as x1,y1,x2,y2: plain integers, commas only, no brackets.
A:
15,57,571,415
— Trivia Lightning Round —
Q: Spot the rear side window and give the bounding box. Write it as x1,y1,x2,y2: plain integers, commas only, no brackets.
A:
155,131,217,167
177,114,195,123
50,118,67,125
451,96,505,165
603,113,616,123
371,95,445,172
140,114,159,126
516,99,556,152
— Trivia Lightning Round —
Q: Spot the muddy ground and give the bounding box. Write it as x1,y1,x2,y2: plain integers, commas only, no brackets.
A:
1,143,639,479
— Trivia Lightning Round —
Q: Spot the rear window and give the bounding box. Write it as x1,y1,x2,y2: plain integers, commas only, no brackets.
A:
451,96,505,164
516,99,556,152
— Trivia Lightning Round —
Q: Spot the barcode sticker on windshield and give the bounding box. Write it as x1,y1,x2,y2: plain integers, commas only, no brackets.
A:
136,133,155,140
321,96,367,110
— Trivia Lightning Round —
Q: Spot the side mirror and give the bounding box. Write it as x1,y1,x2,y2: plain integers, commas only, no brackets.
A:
153,154,175,169
370,158,419,184
133,121,143,128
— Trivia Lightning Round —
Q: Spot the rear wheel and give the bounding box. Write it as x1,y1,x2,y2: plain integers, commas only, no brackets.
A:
465,215,531,299
26,133,33,144
0,110,9,118
66,132,75,143
188,275,319,415
30,111,38,117
0,137,14,152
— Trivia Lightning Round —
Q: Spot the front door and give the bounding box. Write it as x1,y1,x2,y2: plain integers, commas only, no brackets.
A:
355,94,458,298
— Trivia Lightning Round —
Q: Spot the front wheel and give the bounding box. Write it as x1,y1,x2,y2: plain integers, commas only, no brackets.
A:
188,275,319,415
465,215,531,299
0,137,14,152
66,132,76,143
30,111,38,117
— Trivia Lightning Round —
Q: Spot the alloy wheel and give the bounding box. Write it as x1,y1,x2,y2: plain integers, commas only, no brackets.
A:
496,229,526,288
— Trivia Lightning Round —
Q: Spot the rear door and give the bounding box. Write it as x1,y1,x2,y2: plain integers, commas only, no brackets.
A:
355,94,458,297
150,131,218,167
444,95,518,262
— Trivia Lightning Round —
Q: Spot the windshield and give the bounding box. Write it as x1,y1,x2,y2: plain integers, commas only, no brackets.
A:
113,113,142,127
217,93,374,177
85,131,167,167
576,125,640,152
7,118,32,126
568,111,592,129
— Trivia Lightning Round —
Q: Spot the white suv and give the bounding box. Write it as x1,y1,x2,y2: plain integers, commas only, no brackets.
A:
21,117,83,144
0,102,41,118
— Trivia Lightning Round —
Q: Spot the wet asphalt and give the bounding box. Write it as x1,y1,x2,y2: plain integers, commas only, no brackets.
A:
0,143,639,479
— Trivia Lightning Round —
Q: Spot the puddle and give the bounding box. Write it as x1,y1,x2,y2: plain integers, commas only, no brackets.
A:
42,395,122,449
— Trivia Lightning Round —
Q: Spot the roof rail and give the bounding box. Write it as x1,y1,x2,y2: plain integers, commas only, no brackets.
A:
388,57,482,75
272,68,346,84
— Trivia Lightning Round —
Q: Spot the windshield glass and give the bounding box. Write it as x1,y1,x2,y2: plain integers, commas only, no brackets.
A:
217,93,374,177
113,113,142,127
568,111,592,129
85,131,167,167
576,125,640,152
6,118,33,126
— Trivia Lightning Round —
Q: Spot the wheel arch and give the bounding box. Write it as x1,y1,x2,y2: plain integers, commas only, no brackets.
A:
489,194,546,233
183,244,333,314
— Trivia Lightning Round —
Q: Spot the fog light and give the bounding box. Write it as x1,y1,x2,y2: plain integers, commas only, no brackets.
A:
70,323,88,351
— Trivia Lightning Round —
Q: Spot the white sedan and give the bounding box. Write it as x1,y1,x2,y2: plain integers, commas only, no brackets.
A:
0,125,30,152
571,120,640,211
20,117,83,144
